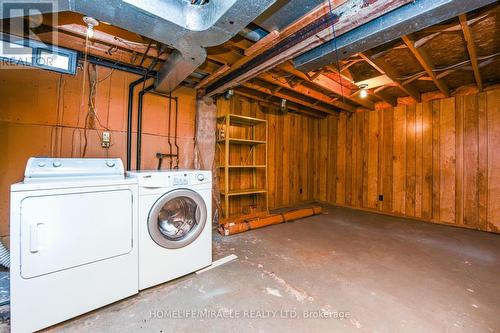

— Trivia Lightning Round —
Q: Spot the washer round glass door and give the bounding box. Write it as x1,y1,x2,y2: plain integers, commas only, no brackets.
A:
148,189,207,249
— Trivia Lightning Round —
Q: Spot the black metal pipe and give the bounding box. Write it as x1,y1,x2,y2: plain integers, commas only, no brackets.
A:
127,77,149,170
167,94,173,169
173,97,180,169
135,87,178,171
83,54,158,78
137,84,155,170
79,53,157,171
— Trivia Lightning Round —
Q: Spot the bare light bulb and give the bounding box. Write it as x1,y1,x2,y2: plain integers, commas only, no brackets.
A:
360,88,368,98
280,98,287,111
359,84,368,98
86,25,94,38
83,16,99,39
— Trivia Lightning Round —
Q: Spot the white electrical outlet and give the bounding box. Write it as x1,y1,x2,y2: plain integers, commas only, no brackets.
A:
102,131,111,148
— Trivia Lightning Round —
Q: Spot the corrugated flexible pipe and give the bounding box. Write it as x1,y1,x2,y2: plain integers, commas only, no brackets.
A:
0,242,9,269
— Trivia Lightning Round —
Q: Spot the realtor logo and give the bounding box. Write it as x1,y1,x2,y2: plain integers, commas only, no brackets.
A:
0,0,58,68
0,0,57,69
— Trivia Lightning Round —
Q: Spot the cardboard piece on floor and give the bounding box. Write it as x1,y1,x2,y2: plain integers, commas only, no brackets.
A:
196,254,238,274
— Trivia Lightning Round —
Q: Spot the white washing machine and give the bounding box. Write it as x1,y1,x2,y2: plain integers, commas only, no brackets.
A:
10,158,138,333
128,170,212,290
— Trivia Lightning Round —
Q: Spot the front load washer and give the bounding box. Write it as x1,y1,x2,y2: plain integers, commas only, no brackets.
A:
10,158,138,333
128,170,212,290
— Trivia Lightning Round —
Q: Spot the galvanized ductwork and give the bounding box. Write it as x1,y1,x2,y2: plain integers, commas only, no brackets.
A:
2,0,276,92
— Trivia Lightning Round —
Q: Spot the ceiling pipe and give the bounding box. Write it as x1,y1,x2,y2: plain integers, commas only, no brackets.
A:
2,0,276,93
238,24,269,42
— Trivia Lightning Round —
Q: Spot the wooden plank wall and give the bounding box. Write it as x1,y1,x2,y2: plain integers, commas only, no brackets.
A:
316,89,500,233
217,95,319,214
0,67,197,242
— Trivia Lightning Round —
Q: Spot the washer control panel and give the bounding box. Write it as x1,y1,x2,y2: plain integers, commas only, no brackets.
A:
129,170,212,188
172,171,210,186
173,174,189,186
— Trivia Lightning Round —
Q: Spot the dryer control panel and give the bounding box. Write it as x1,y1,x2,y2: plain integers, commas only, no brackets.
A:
24,158,124,183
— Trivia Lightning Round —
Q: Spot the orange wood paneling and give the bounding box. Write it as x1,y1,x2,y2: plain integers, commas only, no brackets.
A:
487,90,500,232
0,66,197,238
216,94,320,215
318,88,500,234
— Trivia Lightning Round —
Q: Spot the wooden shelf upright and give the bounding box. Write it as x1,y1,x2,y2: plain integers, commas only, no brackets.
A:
216,114,268,219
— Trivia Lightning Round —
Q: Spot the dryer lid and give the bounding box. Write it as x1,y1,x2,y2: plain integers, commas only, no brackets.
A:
24,158,124,182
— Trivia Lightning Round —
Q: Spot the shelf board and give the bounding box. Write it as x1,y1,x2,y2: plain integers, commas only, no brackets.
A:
221,188,267,196
218,165,266,169
217,138,266,145
217,114,266,126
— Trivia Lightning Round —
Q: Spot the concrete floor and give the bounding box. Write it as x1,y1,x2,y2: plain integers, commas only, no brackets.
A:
14,205,500,332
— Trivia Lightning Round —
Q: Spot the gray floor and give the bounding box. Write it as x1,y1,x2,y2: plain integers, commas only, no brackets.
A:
19,205,500,332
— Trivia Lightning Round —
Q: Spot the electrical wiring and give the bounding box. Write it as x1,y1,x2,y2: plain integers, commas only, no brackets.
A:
82,64,115,157
50,75,65,157
396,51,500,81
71,32,90,157
97,68,115,82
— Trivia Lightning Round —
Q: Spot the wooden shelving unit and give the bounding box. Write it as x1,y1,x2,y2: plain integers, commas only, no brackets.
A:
216,114,268,219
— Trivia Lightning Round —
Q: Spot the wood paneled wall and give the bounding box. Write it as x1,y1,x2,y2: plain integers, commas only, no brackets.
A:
0,66,197,240
316,89,500,233
217,95,320,215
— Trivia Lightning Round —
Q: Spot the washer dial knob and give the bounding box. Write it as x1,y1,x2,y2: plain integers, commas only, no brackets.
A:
197,174,204,181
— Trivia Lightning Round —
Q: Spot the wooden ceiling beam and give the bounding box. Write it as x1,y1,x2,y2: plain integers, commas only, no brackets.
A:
459,14,483,91
233,90,325,118
35,30,161,69
195,64,231,90
415,12,490,48
205,0,412,96
243,81,337,115
402,35,449,97
244,30,280,57
278,62,372,110
370,88,397,107
359,52,421,102
55,25,166,61
258,71,355,112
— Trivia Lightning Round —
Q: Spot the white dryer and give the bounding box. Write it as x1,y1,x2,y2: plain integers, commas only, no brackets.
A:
128,170,212,290
10,158,138,333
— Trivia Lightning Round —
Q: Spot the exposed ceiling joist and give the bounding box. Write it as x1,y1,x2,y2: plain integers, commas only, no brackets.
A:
5,0,278,93
244,30,280,56
293,0,497,73
196,65,230,90
414,13,489,48
243,81,336,115
279,63,371,111
401,35,450,96
205,0,412,96
233,90,325,118
359,52,421,102
259,72,341,109
371,89,398,107
459,14,483,91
